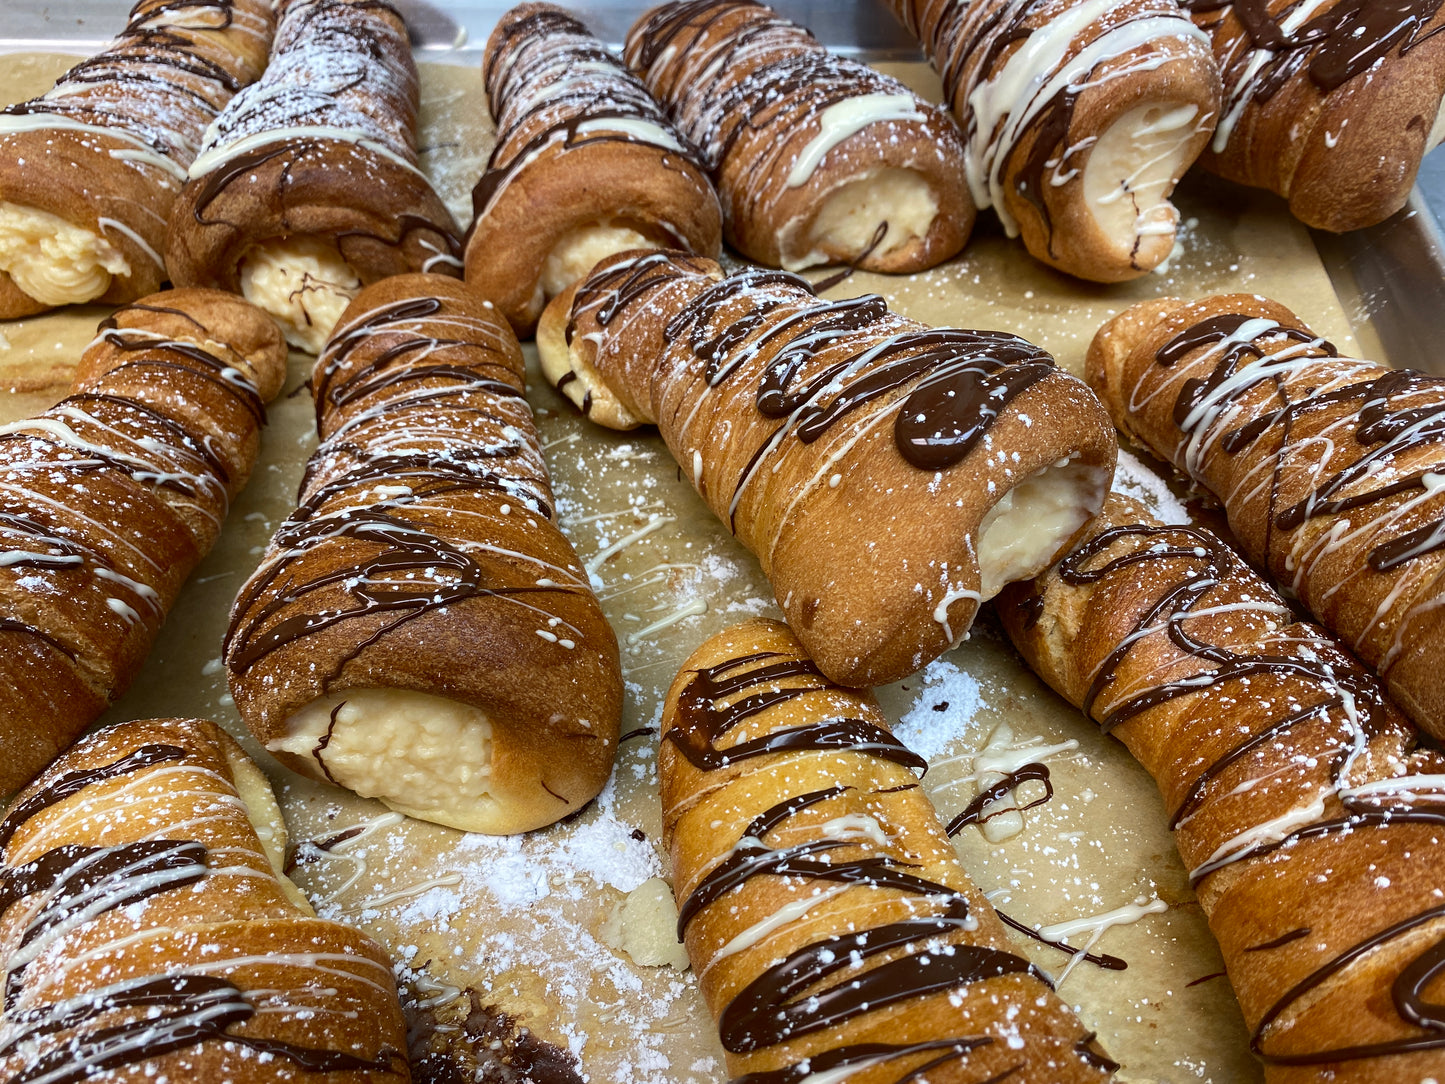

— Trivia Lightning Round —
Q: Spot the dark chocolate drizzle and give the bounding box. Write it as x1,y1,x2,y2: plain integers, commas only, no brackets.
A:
575,256,1057,533
1155,312,1445,573
1038,514,1445,1064
0,740,405,1079
470,6,707,225
1184,0,1445,104
665,647,1105,1080
0,0,263,162
945,762,1055,836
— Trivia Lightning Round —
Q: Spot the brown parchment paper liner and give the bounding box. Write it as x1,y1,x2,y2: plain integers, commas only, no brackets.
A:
0,53,1383,1084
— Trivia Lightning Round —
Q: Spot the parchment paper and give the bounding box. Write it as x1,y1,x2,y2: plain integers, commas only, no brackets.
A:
0,50,1384,1084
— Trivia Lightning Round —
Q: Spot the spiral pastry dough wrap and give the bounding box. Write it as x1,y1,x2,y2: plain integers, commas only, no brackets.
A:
537,249,1116,688
1187,0,1445,231
1087,293,1445,740
885,0,1221,282
0,288,286,800
465,3,722,337
226,274,621,836
999,493,1445,1079
0,0,274,317
165,0,462,355
0,716,409,1083
623,0,973,274
660,618,1117,1083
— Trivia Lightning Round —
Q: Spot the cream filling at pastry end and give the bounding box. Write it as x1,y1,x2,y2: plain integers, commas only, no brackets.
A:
539,220,654,301
0,201,130,306
781,168,938,271
271,687,500,833
240,235,363,354
1082,103,1201,262
976,457,1111,599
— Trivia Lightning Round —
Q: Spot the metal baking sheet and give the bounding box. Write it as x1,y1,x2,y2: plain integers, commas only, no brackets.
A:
2,6,1444,1083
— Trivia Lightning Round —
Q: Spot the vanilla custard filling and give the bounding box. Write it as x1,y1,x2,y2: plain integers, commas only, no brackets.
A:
976,458,1110,599
239,235,362,354
0,201,130,305
271,687,499,833
782,167,937,271
1083,102,1202,253
539,220,653,300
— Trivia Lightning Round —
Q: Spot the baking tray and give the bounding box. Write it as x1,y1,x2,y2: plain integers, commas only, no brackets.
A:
2,5,1444,1083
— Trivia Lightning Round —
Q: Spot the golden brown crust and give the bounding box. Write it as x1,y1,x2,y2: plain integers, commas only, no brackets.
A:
464,3,722,337
998,492,1445,1079
539,249,1117,688
660,618,1114,1083
0,717,410,1083
226,274,622,835
1086,293,1445,739
625,0,974,273
0,0,275,317
1191,0,1445,231
164,0,461,313
0,289,285,799
886,0,1221,281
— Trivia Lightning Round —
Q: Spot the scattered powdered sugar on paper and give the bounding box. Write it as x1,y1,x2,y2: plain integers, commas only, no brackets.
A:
893,655,985,760
1113,446,1190,524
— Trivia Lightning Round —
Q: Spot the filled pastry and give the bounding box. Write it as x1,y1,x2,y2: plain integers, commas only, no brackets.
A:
165,0,461,354
1088,293,1445,739
1188,0,1445,231
885,0,1221,281
661,617,1117,1082
537,249,1116,688
1000,492,1445,1079
0,288,286,798
624,0,974,273
226,274,622,835
0,0,274,317
0,716,409,1082
465,2,722,337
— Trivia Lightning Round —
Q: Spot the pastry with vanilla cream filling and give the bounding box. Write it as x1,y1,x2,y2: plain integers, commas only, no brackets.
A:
1185,0,1445,231
226,274,622,835
465,3,722,337
661,618,1117,1083
164,0,461,354
0,0,274,318
0,716,409,1082
885,0,1222,281
1000,492,1445,1079
536,249,1117,688
624,0,974,274
0,288,286,798
1087,293,1445,740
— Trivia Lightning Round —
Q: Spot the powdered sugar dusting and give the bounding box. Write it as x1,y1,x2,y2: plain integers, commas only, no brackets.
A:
892,655,986,760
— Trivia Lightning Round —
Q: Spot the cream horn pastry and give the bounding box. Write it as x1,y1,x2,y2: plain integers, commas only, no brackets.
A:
0,288,286,799
165,0,462,355
623,0,973,274
1186,0,1445,231
226,274,621,835
884,0,1221,282
464,3,722,338
536,249,1116,688
661,617,1117,1083
1088,293,1445,740
0,0,274,317
0,716,409,1082
999,492,1445,1078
